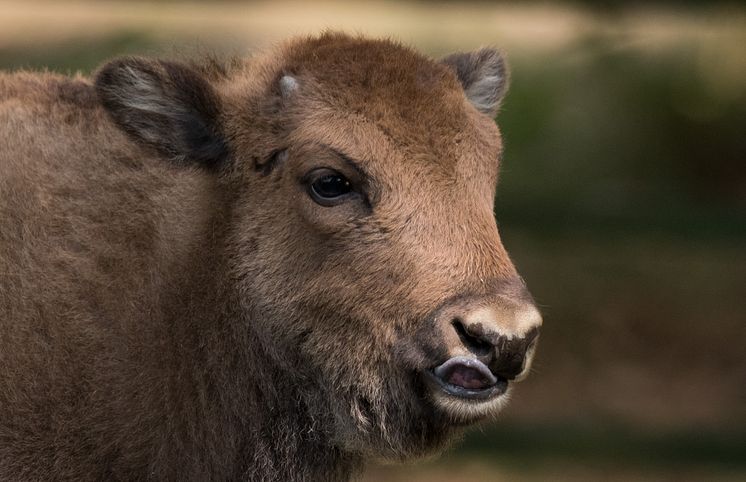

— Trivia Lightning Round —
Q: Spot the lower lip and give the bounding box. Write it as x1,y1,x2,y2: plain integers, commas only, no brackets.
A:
425,370,509,401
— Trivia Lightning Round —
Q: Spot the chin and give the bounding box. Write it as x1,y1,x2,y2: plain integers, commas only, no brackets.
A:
428,383,514,425
337,372,513,462
422,363,516,425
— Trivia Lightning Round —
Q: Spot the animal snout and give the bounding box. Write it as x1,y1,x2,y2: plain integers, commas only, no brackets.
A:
450,315,540,380
429,284,542,397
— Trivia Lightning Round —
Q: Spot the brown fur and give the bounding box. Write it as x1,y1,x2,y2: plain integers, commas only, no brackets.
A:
0,33,539,481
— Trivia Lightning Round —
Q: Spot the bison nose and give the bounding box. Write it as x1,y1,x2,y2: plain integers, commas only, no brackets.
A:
443,302,542,381
451,315,540,380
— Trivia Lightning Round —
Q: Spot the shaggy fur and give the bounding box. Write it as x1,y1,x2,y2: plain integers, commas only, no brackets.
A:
0,33,539,481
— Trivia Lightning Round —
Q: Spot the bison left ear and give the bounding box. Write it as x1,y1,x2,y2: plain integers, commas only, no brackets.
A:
95,57,228,167
441,48,509,118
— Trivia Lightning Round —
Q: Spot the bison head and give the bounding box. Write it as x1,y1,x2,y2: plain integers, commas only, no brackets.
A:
96,33,541,461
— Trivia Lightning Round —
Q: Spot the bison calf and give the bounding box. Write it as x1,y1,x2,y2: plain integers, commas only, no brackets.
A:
0,33,541,481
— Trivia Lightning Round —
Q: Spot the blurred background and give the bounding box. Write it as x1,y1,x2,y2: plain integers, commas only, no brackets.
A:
1,1,743,480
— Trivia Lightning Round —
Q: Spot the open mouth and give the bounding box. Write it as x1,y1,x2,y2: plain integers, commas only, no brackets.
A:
426,356,508,401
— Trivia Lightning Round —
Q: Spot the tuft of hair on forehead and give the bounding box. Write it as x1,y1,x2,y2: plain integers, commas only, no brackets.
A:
273,32,508,127
280,32,455,90
272,32,471,141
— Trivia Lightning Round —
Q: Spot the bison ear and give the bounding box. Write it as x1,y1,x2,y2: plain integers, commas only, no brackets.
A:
441,48,509,118
95,57,228,167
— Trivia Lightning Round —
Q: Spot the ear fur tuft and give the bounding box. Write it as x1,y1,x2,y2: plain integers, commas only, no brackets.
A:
441,48,509,118
95,57,228,167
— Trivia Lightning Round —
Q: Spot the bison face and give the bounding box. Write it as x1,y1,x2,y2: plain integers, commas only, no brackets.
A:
96,33,541,461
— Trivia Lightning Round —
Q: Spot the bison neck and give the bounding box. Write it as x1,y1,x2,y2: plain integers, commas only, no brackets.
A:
145,179,359,481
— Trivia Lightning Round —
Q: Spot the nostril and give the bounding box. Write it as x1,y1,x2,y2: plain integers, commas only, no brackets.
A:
491,352,526,380
451,319,492,357
491,332,539,380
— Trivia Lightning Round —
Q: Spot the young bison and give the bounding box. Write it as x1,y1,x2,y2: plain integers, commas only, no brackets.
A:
0,33,541,481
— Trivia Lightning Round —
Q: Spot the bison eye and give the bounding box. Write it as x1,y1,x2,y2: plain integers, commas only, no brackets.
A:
308,171,353,206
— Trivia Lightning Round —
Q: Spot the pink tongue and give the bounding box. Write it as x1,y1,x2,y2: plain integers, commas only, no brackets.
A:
447,366,492,390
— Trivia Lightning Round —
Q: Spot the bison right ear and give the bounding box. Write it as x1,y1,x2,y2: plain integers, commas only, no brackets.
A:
95,57,228,167
441,48,509,118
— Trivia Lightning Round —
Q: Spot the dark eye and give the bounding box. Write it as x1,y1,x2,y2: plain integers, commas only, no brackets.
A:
308,172,353,205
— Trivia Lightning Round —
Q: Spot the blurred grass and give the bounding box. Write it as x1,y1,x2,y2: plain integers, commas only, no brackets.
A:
1,1,744,480
497,46,746,240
